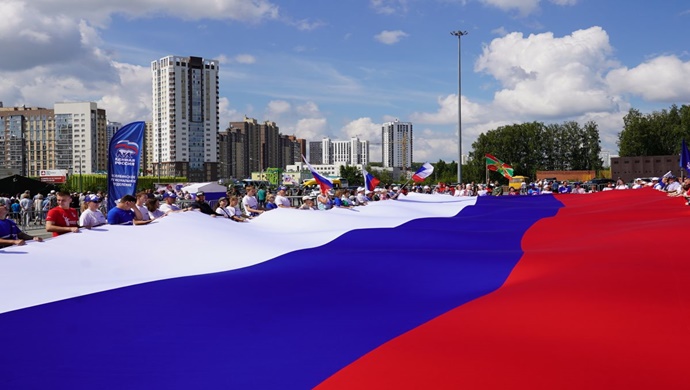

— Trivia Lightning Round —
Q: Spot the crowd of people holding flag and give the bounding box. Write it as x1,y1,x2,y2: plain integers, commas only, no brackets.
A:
3,118,690,251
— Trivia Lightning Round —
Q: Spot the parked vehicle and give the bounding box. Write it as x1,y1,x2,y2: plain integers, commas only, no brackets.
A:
508,176,529,191
583,178,615,191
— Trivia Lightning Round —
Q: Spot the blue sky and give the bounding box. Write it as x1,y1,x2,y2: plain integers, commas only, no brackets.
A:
1,0,689,162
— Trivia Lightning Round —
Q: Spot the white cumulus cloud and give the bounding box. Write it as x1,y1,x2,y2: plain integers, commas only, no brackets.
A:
374,30,409,45
606,56,690,102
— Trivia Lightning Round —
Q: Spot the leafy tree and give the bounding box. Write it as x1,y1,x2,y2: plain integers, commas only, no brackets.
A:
618,105,690,156
467,120,603,183
339,165,363,186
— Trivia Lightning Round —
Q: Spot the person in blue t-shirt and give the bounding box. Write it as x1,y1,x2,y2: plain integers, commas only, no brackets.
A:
264,194,278,210
107,195,152,226
558,181,572,194
0,198,43,248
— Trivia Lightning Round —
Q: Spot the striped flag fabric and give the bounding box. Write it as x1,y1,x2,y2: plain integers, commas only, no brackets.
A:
1,189,689,389
362,168,380,191
302,155,333,194
411,162,434,182
485,153,514,179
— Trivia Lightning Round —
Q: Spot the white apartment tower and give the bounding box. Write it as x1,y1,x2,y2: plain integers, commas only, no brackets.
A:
382,119,412,169
319,137,369,165
151,55,219,181
54,102,107,174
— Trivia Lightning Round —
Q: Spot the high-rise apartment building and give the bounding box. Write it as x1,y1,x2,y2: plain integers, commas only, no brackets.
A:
151,55,219,181
280,135,305,167
309,137,369,166
308,141,323,164
143,122,153,175
0,106,54,177
55,102,108,175
217,117,305,180
0,103,106,177
382,119,412,169
218,125,248,180
106,121,121,143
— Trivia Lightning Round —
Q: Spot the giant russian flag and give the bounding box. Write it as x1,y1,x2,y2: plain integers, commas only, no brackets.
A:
1,189,689,389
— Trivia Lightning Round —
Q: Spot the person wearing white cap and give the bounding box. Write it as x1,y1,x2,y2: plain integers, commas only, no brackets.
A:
299,195,317,210
356,187,368,205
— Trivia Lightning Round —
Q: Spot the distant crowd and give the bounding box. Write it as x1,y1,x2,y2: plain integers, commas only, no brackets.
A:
2,175,688,249
432,175,690,202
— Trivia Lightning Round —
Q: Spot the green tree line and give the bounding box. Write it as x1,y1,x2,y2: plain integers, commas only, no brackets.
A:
618,104,690,156
465,120,603,184
60,175,188,193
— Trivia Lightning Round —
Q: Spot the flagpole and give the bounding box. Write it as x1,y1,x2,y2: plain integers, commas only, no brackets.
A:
395,179,412,197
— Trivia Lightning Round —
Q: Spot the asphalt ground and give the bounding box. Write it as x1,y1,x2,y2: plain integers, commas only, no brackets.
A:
17,222,55,241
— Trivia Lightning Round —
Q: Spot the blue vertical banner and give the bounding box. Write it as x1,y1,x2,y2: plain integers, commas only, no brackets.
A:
681,138,690,177
107,121,145,211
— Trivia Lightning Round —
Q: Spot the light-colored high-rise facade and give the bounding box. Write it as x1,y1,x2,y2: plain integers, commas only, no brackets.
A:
55,102,107,175
314,137,369,166
151,55,219,181
0,103,106,177
382,119,412,169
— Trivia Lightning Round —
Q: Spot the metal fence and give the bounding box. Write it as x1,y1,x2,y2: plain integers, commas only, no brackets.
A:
6,211,48,232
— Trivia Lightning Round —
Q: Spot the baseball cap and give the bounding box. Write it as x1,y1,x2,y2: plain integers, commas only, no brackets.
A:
278,186,287,191
196,191,205,197
302,195,313,201
84,194,101,203
163,192,177,199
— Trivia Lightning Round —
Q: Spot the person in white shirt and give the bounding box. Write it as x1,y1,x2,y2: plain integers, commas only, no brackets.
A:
228,196,249,221
32,194,45,225
159,192,182,213
356,187,369,205
572,182,586,194
19,192,33,227
274,186,292,208
242,186,264,216
146,198,166,219
614,179,628,190
665,176,682,194
632,178,645,189
134,192,151,221
78,195,107,228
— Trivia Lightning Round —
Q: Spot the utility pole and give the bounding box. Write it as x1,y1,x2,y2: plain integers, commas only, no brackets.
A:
451,30,468,184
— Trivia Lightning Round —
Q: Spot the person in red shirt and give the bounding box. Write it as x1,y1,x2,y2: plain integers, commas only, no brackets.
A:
45,191,80,237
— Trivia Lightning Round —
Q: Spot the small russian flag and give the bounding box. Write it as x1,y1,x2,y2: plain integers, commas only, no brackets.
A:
412,162,434,182
362,168,380,191
302,155,333,194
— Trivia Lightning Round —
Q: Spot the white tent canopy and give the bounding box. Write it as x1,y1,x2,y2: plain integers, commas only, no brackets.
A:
180,182,228,200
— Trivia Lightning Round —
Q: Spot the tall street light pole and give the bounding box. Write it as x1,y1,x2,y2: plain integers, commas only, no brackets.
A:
451,30,467,184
